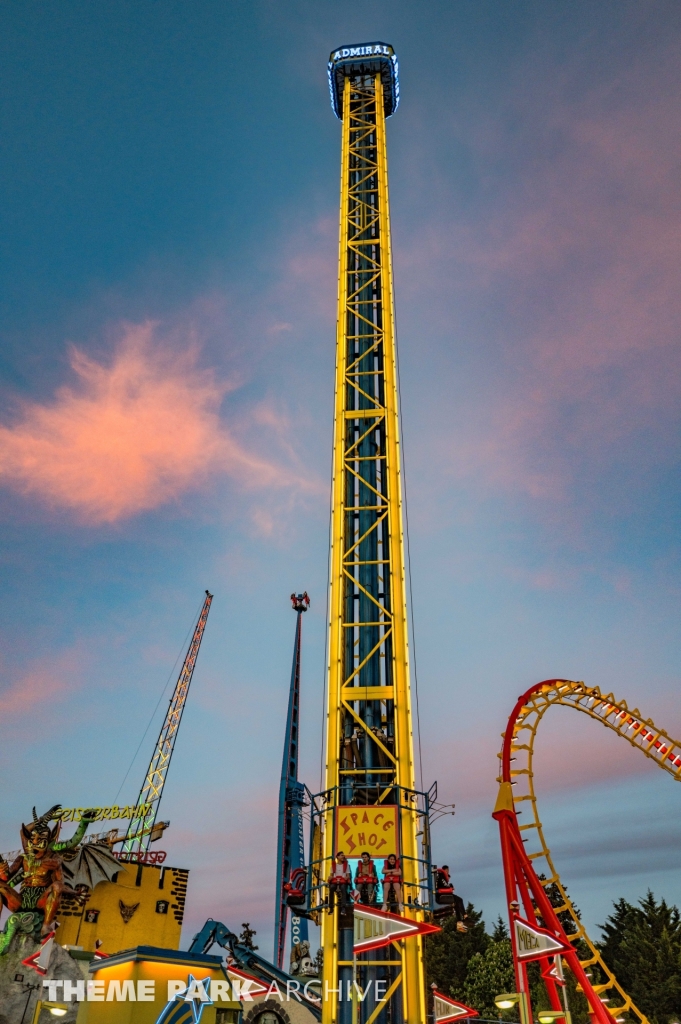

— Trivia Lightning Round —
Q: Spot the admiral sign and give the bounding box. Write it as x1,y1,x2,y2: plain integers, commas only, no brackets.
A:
331,45,393,62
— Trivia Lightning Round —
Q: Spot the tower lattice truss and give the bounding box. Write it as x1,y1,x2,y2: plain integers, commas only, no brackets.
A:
319,45,429,1024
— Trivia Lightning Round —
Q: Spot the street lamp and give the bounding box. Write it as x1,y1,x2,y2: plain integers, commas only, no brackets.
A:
31,1002,69,1022
495,991,532,1024
495,994,521,1010
537,1012,565,1024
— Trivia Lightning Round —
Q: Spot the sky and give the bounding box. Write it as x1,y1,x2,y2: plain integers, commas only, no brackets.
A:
1,0,680,961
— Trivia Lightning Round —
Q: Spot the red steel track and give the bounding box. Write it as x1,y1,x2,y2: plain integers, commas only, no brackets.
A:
493,679,681,1024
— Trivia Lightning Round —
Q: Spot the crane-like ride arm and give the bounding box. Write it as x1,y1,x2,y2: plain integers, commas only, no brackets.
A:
124,591,213,855
189,919,322,1020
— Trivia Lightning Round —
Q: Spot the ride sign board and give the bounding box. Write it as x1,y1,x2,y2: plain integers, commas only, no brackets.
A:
540,958,565,986
335,805,398,858
354,905,440,953
58,804,152,822
513,916,571,961
225,966,269,1000
22,932,56,975
432,990,479,1022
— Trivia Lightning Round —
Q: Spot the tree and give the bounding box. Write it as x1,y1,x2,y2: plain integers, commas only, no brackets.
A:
599,891,681,1024
428,887,681,1024
463,939,516,1017
239,922,258,950
425,902,489,998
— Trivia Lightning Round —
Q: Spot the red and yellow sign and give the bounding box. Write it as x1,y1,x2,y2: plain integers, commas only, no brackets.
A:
335,805,399,858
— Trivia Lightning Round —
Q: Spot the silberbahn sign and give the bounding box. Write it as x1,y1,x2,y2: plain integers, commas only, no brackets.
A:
58,804,152,822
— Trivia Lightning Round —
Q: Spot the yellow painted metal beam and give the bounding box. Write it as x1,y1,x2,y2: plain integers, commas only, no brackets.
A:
321,67,426,1024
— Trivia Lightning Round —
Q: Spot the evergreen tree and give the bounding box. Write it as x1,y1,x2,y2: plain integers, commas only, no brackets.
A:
426,887,681,1024
599,891,681,1024
239,923,258,950
425,903,489,998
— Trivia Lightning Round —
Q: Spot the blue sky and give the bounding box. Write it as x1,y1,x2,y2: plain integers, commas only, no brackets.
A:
1,0,680,958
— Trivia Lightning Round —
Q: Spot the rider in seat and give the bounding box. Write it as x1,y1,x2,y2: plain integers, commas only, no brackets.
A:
328,851,352,910
381,854,402,912
355,852,378,905
435,865,468,932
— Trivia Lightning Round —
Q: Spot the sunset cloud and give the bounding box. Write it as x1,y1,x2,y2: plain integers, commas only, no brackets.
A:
0,648,86,725
396,51,681,518
0,322,309,524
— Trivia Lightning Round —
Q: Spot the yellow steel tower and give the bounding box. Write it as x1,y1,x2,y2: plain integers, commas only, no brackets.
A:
313,42,430,1024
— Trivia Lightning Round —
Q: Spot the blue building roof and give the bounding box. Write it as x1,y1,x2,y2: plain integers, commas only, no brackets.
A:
88,945,225,972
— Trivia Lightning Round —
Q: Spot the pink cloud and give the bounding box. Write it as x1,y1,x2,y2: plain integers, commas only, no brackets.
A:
0,648,86,725
397,54,681,515
425,696,676,816
0,322,314,524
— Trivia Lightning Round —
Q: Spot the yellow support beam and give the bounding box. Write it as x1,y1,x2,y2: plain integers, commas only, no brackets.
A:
322,43,426,1024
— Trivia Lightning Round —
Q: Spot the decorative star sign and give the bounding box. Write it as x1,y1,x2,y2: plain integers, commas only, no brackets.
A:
154,975,213,1024
183,975,213,1024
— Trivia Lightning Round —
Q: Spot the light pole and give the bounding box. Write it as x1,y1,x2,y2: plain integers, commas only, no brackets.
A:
31,1001,68,1023
494,992,531,1024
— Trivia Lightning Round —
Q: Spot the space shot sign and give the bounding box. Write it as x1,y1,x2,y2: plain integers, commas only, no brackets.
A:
513,916,571,961
335,806,398,858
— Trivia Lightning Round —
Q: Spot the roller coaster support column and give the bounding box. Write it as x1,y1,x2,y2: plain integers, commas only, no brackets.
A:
494,680,649,1024
274,592,310,968
496,802,565,1024
321,42,428,1024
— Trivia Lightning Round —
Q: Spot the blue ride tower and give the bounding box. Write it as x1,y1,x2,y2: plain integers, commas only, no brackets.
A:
274,592,310,968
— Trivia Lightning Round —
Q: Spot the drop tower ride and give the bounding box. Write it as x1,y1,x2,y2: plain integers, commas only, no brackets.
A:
313,42,431,1024
274,592,310,968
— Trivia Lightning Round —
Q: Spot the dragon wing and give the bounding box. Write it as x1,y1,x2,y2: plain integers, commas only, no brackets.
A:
62,843,121,890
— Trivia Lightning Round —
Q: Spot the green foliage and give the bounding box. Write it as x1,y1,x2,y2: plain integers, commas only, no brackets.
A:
537,872,589,961
599,891,681,1024
537,873,580,933
462,939,515,1017
425,889,681,1024
239,922,258,950
425,903,489,997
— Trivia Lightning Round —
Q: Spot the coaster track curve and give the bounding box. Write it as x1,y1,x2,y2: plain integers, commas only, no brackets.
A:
494,679,681,1024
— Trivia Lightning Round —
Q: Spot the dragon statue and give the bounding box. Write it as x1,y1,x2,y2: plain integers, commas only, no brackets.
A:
0,804,120,955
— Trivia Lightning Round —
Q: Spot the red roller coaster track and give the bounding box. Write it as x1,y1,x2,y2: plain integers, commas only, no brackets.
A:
493,679,681,1024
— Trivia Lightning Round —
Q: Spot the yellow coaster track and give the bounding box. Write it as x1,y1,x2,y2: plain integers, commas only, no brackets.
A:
499,679,681,1023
